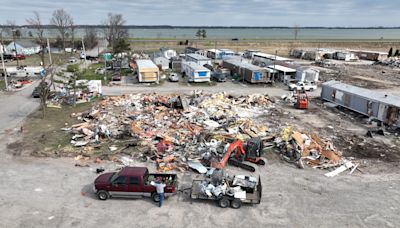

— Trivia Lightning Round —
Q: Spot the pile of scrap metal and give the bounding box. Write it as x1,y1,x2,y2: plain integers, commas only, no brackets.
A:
275,127,357,176
191,170,262,208
63,91,275,172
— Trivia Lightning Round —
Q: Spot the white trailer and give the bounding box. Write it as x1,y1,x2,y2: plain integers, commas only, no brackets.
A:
181,62,211,82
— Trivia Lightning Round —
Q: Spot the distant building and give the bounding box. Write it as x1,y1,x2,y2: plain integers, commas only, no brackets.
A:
350,50,388,61
252,52,293,66
222,58,269,83
6,40,41,55
295,67,320,82
185,53,212,66
267,64,297,84
184,47,200,54
207,48,235,59
152,56,170,70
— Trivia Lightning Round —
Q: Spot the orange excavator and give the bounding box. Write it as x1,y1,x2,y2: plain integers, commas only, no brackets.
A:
211,138,265,172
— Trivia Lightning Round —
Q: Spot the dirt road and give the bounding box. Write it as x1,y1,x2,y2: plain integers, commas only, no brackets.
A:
0,140,399,228
0,82,39,132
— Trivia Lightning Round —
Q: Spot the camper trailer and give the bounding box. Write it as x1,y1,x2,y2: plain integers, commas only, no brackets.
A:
181,62,211,82
136,59,160,83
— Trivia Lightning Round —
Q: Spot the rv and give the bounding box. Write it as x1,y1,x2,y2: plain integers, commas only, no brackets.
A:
181,62,211,82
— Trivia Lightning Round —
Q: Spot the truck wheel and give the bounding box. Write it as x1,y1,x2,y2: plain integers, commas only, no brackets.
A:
231,199,242,209
152,192,160,202
97,190,109,200
218,197,230,208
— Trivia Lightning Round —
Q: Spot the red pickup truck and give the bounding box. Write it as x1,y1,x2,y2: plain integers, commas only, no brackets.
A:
93,167,177,202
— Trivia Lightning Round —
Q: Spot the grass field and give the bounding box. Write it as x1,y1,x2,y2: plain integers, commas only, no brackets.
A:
129,39,399,56
22,101,97,156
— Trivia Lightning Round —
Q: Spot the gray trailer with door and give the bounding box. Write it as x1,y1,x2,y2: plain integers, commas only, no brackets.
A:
321,80,400,126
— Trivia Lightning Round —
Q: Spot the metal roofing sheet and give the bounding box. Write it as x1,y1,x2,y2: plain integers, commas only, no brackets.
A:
322,80,400,107
136,59,158,69
254,52,292,61
224,59,263,71
186,53,210,61
267,65,297,73
183,61,210,71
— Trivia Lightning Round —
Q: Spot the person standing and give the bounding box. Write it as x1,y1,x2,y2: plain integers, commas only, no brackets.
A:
151,179,166,207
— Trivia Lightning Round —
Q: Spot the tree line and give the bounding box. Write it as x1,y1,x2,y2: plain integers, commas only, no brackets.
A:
1,9,130,56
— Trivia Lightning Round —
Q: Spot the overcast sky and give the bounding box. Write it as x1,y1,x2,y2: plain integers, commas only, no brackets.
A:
0,0,398,26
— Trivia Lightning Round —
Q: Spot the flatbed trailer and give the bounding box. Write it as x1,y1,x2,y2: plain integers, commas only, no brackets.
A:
189,176,262,209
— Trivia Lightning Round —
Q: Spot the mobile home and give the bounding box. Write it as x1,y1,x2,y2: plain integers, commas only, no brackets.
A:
222,58,268,83
181,62,211,82
136,59,160,83
295,67,320,82
186,53,212,66
321,80,400,126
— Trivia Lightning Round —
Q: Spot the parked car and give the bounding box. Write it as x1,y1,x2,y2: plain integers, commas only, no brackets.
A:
32,86,41,98
13,54,26,60
32,82,48,98
288,81,317,91
111,73,121,81
168,73,179,82
80,52,86,60
93,167,177,201
211,72,226,82
69,57,78,63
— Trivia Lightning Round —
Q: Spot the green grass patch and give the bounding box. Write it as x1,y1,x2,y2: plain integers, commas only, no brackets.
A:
0,80,5,91
23,101,98,156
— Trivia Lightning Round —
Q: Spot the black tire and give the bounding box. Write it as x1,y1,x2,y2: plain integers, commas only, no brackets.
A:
97,190,109,200
152,192,160,202
218,197,230,208
230,199,242,209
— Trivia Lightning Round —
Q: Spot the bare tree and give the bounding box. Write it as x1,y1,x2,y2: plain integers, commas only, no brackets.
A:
26,11,46,66
69,18,75,55
6,20,20,66
84,28,98,50
50,9,73,52
38,66,54,118
102,13,128,50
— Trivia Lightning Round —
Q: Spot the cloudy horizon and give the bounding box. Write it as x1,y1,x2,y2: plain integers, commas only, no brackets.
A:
0,0,398,27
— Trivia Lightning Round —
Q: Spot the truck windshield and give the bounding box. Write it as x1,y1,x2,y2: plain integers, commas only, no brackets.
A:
110,172,120,182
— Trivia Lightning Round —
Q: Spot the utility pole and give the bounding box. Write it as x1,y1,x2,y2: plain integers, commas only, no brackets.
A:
274,50,277,83
214,39,217,65
0,32,8,91
12,29,19,67
47,38,52,65
81,37,87,69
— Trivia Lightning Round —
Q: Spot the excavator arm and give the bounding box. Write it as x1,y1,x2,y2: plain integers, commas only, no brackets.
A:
211,140,245,169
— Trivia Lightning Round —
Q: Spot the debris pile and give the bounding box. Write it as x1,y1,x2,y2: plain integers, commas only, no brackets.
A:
63,91,356,176
64,91,275,171
47,80,102,108
275,127,356,173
